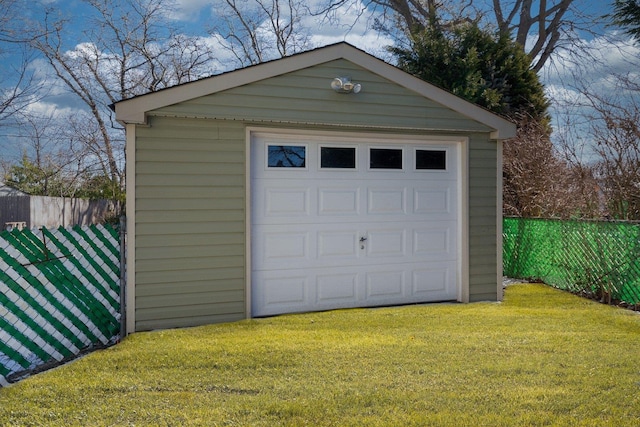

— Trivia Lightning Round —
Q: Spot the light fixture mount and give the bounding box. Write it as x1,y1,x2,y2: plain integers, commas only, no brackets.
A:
331,76,361,94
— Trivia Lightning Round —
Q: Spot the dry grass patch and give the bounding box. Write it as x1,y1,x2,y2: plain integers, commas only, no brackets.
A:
1,284,639,426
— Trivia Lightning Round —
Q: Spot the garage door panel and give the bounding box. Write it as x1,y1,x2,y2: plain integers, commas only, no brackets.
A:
260,274,309,307
263,231,310,261
261,187,310,217
367,188,407,214
366,229,406,257
251,134,461,317
414,188,452,214
318,230,359,258
256,225,365,270
318,188,360,216
365,270,405,299
413,226,455,258
412,264,456,298
317,273,358,303
255,183,456,222
253,264,457,316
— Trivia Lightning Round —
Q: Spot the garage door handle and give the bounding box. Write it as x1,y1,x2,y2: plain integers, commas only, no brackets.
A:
359,237,367,242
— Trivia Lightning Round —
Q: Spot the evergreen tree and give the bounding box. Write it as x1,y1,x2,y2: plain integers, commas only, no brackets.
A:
4,154,65,196
390,23,586,218
611,0,640,42
390,22,549,124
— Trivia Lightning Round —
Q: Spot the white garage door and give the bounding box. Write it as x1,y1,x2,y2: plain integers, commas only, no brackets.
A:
251,132,461,317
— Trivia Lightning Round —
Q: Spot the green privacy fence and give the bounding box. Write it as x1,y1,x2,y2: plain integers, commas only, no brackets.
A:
503,217,640,306
0,224,121,386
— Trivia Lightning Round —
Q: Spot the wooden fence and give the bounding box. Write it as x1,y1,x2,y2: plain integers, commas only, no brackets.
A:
0,194,116,229
0,224,122,386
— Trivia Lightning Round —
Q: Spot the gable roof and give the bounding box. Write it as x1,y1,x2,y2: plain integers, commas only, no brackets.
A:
0,182,28,197
114,42,516,140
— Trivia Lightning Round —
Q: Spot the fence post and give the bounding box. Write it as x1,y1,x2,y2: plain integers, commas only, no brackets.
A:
119,215,127,339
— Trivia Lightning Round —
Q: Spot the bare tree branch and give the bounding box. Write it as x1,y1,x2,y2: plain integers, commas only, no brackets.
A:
24,0,216,199
210,0,312,67
0,0,44,126
315,0,599,71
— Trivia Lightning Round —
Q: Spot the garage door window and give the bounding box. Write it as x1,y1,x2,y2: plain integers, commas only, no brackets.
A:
320,146,356,169
370,148,403,169
416,149,446,170
268,145,306,168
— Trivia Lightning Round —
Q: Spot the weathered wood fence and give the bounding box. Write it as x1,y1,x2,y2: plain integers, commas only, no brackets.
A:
0,224,122,386
0,192,116,229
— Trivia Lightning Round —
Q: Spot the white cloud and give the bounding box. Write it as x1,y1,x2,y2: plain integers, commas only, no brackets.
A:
542,31,640,120
164,0,396,76
542,32,640,88
22,99,80,119
541,32,640,160
301,0,396,59
167,0,396,62
546,85,586,106
165,0,213,21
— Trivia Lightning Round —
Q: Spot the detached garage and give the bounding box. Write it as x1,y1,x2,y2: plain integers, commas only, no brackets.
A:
114,42,516,333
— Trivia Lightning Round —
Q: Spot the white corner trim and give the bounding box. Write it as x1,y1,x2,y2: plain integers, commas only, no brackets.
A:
459,137,470,303
125,123,136,334
245,127,253,319
497,139,505,301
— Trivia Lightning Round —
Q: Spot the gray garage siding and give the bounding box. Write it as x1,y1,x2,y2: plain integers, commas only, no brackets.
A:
134,116,247,331
134,126,501,330
468,133,500,301
152,59,493,134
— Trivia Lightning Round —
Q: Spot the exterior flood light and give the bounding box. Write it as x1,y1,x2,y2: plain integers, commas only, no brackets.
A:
331,77,361,94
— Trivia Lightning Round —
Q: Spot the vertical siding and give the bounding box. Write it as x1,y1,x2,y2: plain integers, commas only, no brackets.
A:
30,197,114,228
467,134,499,301
0,195,29,228
134,116,246,330
0,193,113,229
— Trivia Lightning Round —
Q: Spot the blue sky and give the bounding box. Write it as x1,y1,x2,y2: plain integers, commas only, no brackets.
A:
0,0,636,165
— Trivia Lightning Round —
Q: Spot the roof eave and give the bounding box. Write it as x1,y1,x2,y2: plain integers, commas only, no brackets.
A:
340,47,516,140
115,43,356,126
114,42,517,140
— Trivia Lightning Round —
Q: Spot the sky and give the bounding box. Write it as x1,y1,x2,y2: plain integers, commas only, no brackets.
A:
0,0,396,165
0,0,637,166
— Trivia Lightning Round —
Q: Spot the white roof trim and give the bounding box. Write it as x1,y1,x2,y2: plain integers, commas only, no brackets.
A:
114,42,517,140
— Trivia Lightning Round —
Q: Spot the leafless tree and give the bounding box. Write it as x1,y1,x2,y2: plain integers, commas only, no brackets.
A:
0,51,41,125
503,114,578,218
552,106,604,218
0,0,42,126
502,105,607,219
492,0,576,72
209,0,312,67
28,0,216,190
547,28,640,220
316,0,595,72
2,111,87,196
586,75,640,220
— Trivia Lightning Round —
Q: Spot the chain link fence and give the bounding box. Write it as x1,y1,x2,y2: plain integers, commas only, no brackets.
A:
0,224,122,386
503,217,640,307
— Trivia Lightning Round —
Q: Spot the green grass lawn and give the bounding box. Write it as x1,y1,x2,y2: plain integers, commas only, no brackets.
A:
1,284,639,426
